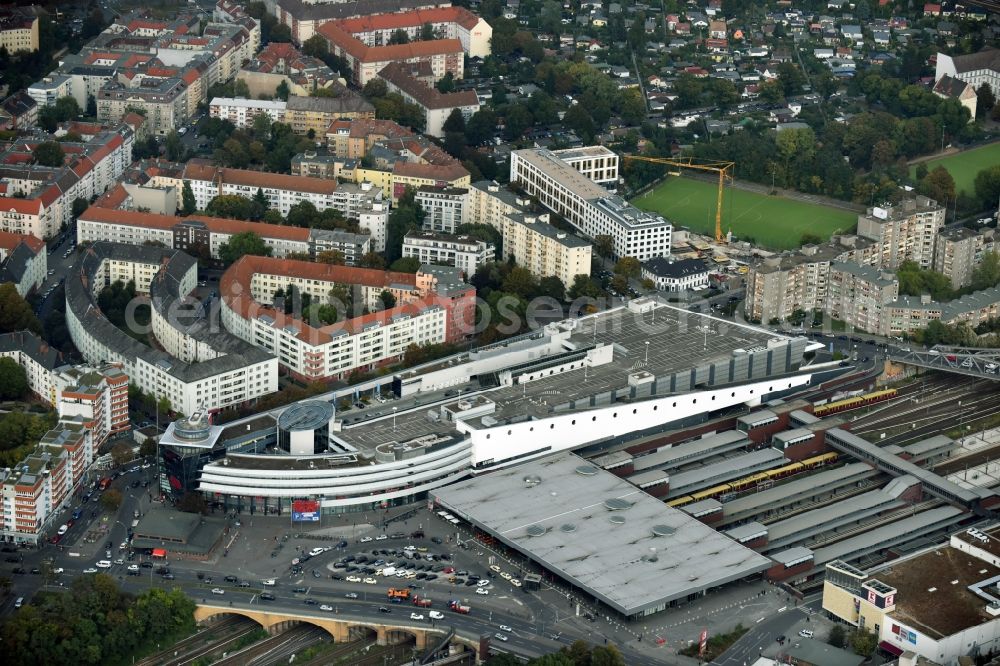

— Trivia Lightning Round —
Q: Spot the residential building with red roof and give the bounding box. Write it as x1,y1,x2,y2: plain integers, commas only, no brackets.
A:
0,230,46,296
237,42,342,98
0,127,133,239
219,255,474,381
318,20,465,86
377,62,480,137
336,7,491,59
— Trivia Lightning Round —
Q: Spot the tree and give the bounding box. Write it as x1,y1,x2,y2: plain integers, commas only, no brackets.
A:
316,249,346,265
157,396,172,418
849,629,877,657
972,251,1000,291
0,357,27,399
100,488,123,512
776,62,805,97
389,256,422,273
0,283,42,335
270,23,292,43
71,197,90,219
568,274,604,299
139,438,157,457
234,78,250,98
182,181,197,215
614,256,641,279
302,34,329,59
436,72,456,94
275,79,290,101
977,83,996,119
563,104,595,142
164,130,183,161
537,276,566,301
286,200,319,228
358,252,386,269
218,232,273,264
110,442,132,468
828,624,847,648
974,165,1000,210
918,166,956,206
442,108,466,135
205,194,262,220
379,290,397,309
420,22,435,41
465,108,498,146
800,233,822,245
504,103,533,140
502,266,537,298
388,29,409,45
594,235,615,258
33,141,64,167
758,79,785,105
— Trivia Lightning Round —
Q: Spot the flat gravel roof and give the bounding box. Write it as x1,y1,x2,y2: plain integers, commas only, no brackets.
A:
432,453,771,616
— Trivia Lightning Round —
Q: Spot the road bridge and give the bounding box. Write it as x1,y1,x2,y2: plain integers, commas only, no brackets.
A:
888,346,1000,380
193,604,457,653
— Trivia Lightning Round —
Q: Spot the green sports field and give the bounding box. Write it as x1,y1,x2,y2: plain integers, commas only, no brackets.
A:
631,177,857,250
910,141,1000,197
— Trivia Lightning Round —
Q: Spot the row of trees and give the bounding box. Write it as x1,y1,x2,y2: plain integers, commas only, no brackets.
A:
200,115,315,173
2,576,196,664
488,639,625,666
0,410,58,468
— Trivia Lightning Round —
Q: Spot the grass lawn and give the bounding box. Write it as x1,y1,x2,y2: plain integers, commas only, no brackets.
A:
631,177,857,250
910,141,1000,197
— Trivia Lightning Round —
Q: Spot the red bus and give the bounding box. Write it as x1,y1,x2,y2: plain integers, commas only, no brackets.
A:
98,477,112,490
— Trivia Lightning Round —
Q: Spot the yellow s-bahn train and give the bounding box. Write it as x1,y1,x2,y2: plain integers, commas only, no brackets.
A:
666,452,839,508
812,389,897,418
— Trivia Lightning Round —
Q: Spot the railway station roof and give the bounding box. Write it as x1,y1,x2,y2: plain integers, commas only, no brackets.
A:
432,453,771,616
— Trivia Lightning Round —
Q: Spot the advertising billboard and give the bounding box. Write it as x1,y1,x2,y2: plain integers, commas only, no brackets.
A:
291,499,320,522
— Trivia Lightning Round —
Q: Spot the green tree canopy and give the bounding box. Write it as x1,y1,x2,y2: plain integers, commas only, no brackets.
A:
389,256,422,273
0,357,27,399
33,141,64,167
0,283,41,335
219,232,273,264
181,181,197,215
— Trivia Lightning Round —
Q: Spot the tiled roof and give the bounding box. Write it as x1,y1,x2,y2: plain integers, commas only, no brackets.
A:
318,21,464,63
394,160,470,183
947,47,1000,75
378,62,479,110
335,7,482,33
80,205,313,242
220,168,339,195
221,255,438,344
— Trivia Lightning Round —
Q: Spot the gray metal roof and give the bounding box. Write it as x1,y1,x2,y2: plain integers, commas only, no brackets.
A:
667,448,787,496
765,489,903,546
431,453,771,616
718,462,877,517
724,521,767,543
903,435,955,457
628,469,669,487
736,409,778,428
811,506,966,566
631,430,747,472
789,409,819,426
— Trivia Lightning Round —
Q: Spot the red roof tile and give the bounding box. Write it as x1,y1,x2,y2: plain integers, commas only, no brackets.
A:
335,7,481,34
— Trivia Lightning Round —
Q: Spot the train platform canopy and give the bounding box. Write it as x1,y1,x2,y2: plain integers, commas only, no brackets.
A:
630,430,748,473
431,453,771,617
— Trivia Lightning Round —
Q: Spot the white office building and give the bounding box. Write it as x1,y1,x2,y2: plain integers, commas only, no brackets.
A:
510,148,671,261
416,185,468,233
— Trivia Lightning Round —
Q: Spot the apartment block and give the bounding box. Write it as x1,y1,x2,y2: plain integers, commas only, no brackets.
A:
510,148,671,261
78,206,373,265
377,62,480,138
284,95,375,136
502,213,593,287
0,232,46,297
220,257,476,381
402,230,494,278
416,186,468,233
827,262,899,335
856,196,945,270
467,180,531,232
291,152,354,180
53,364,130,450
0,7,38,54
934,226,996,290
209,97,287,128
0,421,89,545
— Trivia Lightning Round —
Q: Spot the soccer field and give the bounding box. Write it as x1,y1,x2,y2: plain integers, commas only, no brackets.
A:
910,141,1000,197
631,178,857,250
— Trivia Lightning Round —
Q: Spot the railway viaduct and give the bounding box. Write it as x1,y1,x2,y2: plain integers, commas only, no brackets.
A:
193,604,475,653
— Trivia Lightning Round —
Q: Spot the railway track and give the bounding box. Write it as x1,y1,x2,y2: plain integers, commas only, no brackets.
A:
804,499,942,549
136,616,253,666
213,625,324,666
165,624,264,666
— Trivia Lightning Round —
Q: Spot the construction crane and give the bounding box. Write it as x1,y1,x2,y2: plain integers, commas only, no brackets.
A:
624,156,735,243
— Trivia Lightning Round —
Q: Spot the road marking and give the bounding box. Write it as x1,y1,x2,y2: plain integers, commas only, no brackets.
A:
778,606,787,613
756,617,764,623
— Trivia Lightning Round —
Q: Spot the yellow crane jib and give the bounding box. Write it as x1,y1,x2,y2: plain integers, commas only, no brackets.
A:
624,155,735,243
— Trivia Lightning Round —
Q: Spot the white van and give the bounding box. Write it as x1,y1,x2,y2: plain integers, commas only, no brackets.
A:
14,597,23,609
262,579,276,587
57,524,68,535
